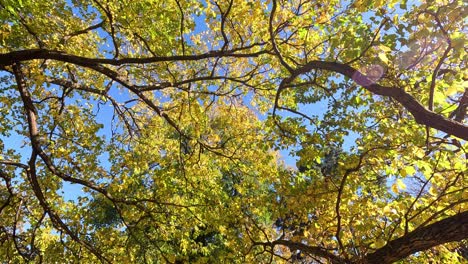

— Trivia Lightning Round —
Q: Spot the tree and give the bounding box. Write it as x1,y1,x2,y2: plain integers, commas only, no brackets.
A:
0,0,466,263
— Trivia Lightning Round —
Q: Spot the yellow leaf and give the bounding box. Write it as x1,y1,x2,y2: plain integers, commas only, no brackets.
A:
378,45,392,52
219,225,226,234
373,0,384,8
315,156,321,164
446,81,466,96
391,183,399,193
383,205,392,213
401,166,415,177
374,239,386,248
317,13,328,23
414,149,425,159
353,0,367,12
396,179,406,190
378,53,389,64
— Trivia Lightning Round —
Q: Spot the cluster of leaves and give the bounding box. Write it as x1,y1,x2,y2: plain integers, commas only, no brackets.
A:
0,0,466,263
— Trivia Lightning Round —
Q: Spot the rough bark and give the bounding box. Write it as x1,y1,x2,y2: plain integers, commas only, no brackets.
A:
270,212,468,263
365,211,468,264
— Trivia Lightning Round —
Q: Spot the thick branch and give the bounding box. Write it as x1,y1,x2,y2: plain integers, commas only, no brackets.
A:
365,211,468,264
281,61,468,140
12,63,110,263
0,47,267,67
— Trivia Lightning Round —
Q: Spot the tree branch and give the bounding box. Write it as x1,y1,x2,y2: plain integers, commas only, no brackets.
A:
0,47,267,67
12,63,110,263
278,60,468,140
365,211,468,264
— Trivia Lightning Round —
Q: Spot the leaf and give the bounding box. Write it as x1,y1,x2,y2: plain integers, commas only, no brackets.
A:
374,239,386,248
401,166,415,177
396,179,406,190
6,5,15,14
378,53,389,64
315,156,321,164
355,95,361,104
378,45,392,52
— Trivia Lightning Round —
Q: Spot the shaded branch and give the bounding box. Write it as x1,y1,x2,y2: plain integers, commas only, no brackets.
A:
60,20,106,44
365,211,468,264
269,0,294,73
0,47,268,67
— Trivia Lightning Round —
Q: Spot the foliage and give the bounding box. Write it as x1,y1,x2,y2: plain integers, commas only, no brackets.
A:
0,0,466,263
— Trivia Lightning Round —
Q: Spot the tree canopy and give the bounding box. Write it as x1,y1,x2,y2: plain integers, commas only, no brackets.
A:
0,0,467,263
